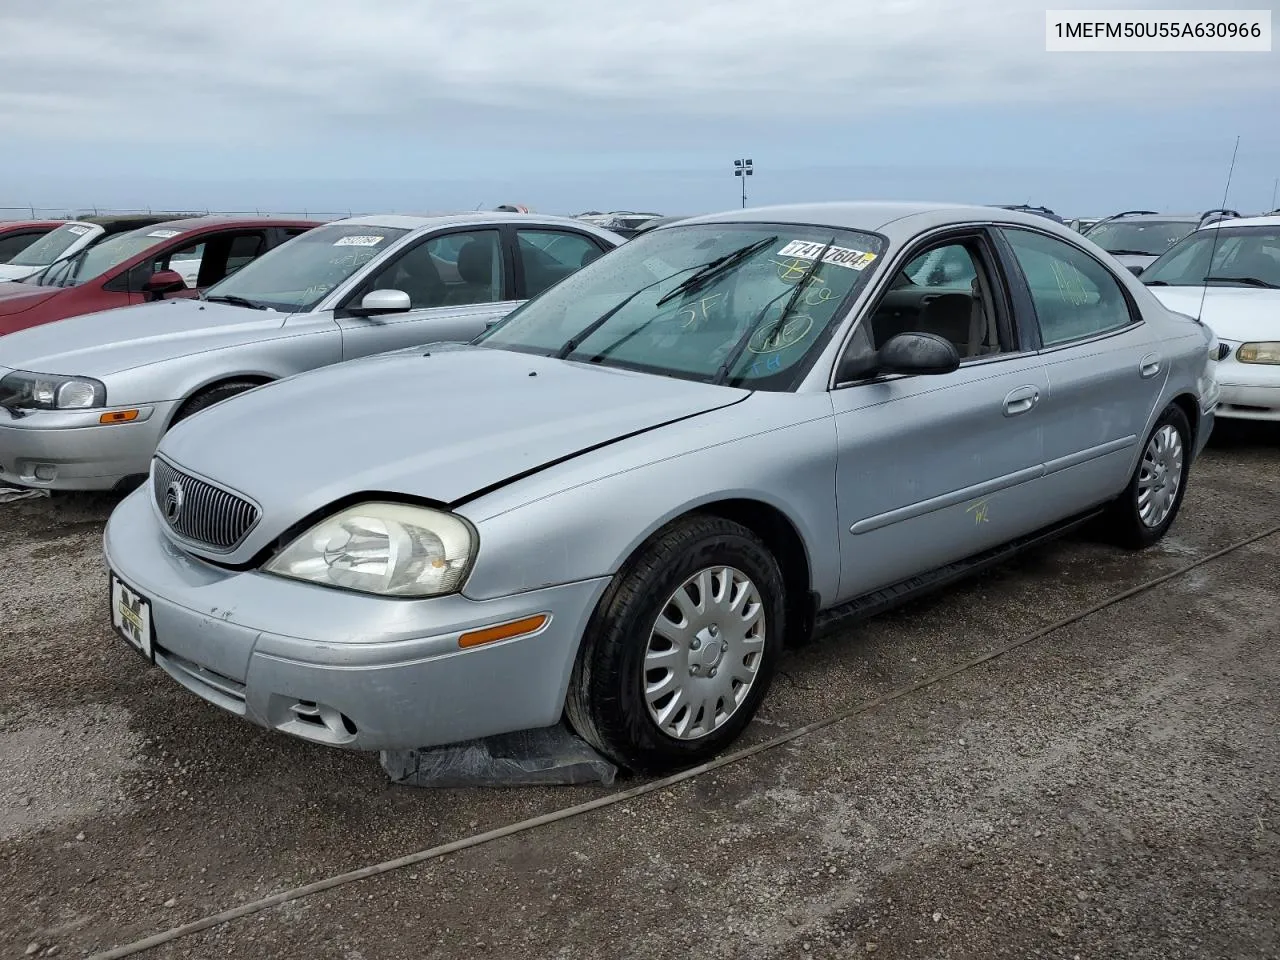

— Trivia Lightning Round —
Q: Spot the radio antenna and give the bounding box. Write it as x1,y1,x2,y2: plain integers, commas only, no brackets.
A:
1196,135,1240,323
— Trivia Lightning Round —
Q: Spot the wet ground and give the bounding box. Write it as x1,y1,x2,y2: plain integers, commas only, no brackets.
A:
1,422,1278,959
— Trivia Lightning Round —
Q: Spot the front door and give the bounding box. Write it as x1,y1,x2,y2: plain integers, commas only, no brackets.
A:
830,232,1051,601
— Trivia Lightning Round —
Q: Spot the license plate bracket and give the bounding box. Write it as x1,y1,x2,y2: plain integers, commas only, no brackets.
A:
110,573,154,662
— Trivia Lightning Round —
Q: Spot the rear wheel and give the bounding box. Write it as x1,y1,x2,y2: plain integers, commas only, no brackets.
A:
170,380,264,428
1104,404,1191,549
565,515,785,774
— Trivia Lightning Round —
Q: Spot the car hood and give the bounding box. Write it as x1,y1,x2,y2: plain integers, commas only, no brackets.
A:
0,283,61,318
157,344,749,531
0,263,42,282
0,298,289,376
1148,286,1280,342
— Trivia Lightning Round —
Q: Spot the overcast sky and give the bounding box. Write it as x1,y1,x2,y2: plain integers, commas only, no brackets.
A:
2,0,1278,218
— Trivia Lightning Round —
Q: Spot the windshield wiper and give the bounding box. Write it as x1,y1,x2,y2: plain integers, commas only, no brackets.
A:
654,235,778,308
554,264,704,360
1204,275,1278,289
712,236,836,387
1106,249,1156,257
1142,280,1170,286
202,294,266,309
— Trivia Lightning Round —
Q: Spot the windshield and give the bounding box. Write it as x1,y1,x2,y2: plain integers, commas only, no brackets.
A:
32,224,184,287
477,223,885,389
9,222,98,267
200,223,411,311
1141,226,1280,288
1085,220,1195,256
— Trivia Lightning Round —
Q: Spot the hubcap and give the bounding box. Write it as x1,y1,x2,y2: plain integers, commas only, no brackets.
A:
1137,423,1184,529
643,566,766,740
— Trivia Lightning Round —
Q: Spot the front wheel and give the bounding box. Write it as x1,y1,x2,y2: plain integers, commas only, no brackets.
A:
1104,403,1192,549
565,515,785,774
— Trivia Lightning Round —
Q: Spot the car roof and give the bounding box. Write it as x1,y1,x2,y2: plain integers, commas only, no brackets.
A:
333,211,620,232
1196,213,1280,229
117,215,324,234
672,202,1085,241
0,219,64,230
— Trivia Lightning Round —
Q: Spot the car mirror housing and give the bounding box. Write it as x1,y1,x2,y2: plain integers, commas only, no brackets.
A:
876,332,961,376
142,269,187,299
350,289,412,316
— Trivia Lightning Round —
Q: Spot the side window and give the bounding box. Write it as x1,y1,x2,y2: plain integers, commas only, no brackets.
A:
361,230,503,309
1002,229,1133,347
225,233,267,275
0,231,45,262
163,241,205,288
867,241,1003,358
517,229,605,298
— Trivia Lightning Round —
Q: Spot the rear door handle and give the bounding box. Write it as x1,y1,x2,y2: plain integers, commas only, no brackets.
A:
1140,353,1162,379
1003,385,1040,417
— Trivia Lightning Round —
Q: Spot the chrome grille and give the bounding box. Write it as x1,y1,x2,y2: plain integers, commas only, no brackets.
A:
152,458,260,551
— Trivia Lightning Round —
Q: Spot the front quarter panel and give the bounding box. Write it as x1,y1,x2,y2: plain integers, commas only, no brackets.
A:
457,391,841,605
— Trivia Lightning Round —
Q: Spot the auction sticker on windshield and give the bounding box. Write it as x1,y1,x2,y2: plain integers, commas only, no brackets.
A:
333,235,385,247
147,229,181,239
777,240,877,270
110,574,153,660
67,225,92,235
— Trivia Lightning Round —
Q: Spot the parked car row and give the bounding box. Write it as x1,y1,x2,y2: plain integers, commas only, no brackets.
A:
0,200,1249,777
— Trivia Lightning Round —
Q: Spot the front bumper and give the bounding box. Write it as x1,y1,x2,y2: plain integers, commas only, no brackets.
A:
102,489,612,751
0,402,175,491
1216,382,1280,422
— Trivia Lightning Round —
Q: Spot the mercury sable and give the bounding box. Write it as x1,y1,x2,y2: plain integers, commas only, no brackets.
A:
103,202,1220,774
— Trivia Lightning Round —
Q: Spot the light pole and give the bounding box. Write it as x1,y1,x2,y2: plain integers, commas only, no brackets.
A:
733,158,753,208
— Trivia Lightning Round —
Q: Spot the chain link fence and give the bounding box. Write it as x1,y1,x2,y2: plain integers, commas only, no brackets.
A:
0,205,365,220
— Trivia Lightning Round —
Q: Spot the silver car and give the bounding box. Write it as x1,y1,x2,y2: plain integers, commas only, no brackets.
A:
103,202,1220,774
0,213,621,491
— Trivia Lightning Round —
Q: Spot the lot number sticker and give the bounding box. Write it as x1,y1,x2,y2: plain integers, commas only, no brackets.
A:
147,229,181,238
776,240,877,271
333,235,385,247
67,225,92,236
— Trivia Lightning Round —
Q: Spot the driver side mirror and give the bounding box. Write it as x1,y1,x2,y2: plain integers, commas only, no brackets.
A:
1126,264,1145,276
836,331,961,383
349,288,412,317
142,269,187,299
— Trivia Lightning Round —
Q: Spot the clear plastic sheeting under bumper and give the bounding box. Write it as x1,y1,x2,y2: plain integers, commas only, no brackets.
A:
380,722,618,788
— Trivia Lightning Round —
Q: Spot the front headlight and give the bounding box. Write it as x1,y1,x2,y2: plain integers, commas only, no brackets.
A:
262,502,476,598
1236,342,1280,365
0,371,106,410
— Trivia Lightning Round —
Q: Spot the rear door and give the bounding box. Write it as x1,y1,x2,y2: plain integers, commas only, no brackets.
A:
830,228,1051,601
335,227,520,359
996,226,1166,519
513,227,610,299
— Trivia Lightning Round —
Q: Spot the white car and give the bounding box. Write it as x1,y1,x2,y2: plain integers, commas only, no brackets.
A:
1141,214,1280,421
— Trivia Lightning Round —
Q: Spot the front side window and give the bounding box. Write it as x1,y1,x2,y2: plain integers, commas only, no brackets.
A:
1002,228,1133,346
1084,220,1195,257
359,229,504,309
477,223,885,390
518,229,605,298
200,223,410,311
869,241,1002,358
1140,226,1280,289
9,222,98,268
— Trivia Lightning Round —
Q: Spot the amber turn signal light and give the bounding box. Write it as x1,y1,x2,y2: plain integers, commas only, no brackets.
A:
457,614,549,649
99,410,140,424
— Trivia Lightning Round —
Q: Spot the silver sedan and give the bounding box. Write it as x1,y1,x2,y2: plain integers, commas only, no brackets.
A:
103,202,1220,773
0,213,621,491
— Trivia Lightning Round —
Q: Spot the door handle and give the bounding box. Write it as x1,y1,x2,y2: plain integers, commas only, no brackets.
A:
1140,353,1162,379
1003,385,1040,417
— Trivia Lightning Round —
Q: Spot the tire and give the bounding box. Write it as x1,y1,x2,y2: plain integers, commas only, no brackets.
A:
170,380,263,428
1103,403,1192,550
565,515,786,774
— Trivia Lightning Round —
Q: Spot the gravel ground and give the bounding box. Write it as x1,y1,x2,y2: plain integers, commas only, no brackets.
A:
1,423,1277,959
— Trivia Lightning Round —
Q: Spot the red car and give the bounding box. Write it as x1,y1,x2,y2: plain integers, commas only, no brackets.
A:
0,216,322,337
0,220,65,264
